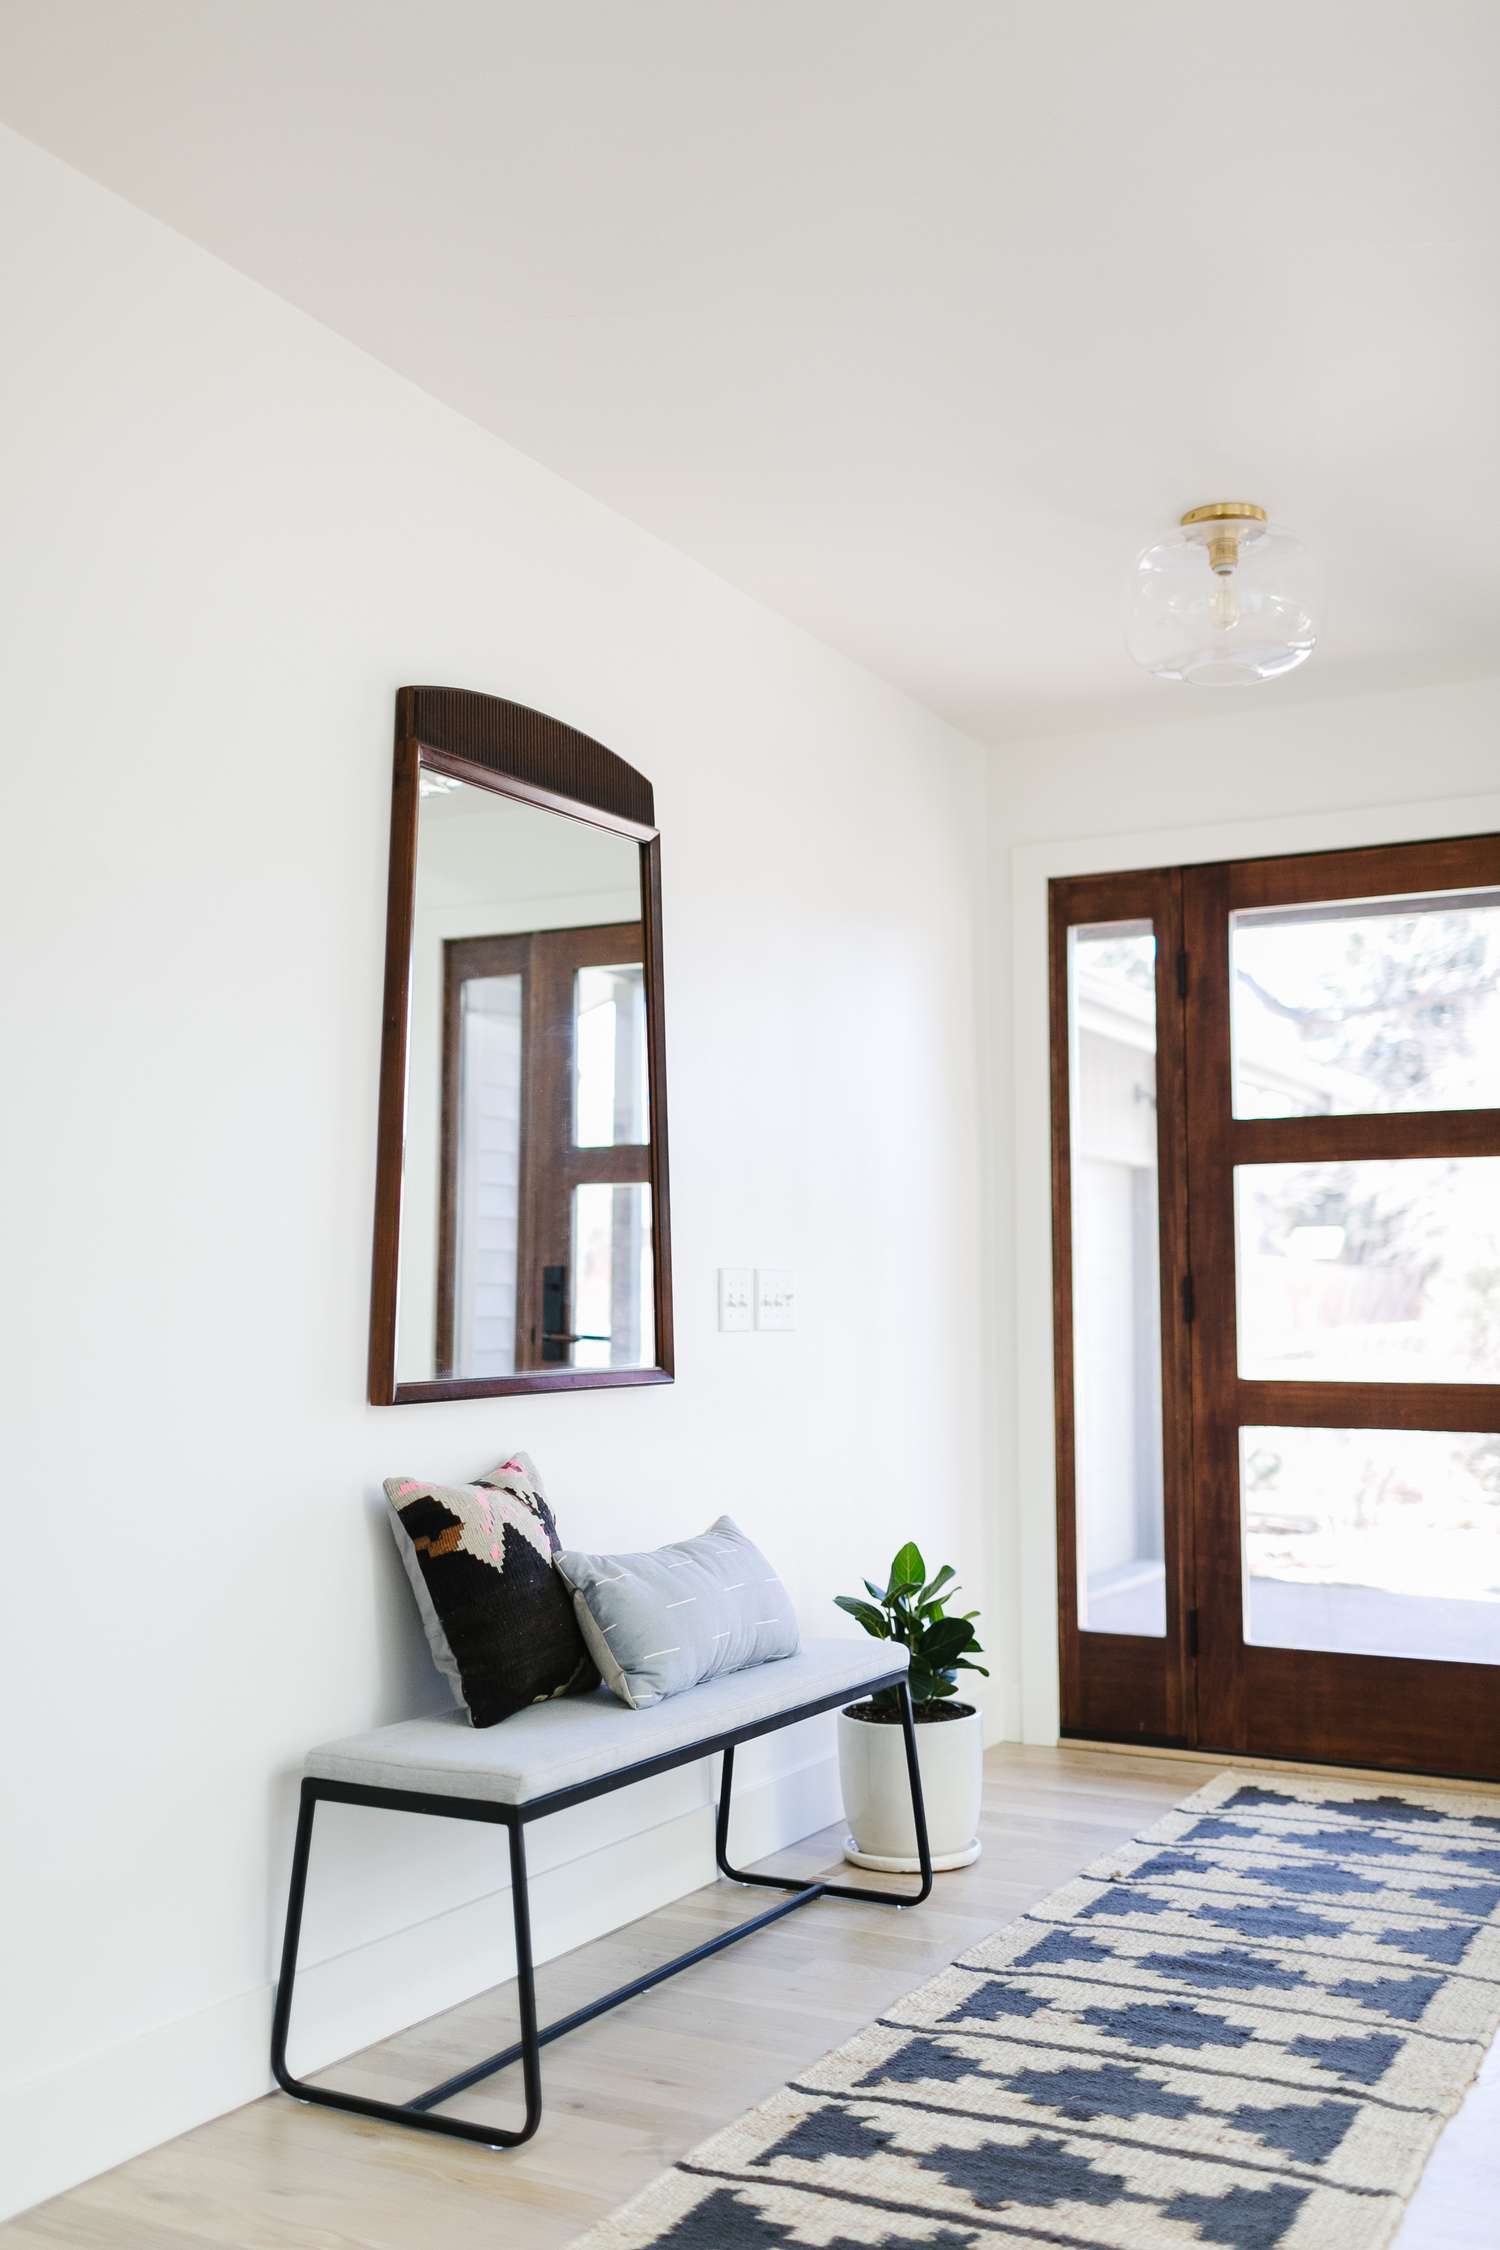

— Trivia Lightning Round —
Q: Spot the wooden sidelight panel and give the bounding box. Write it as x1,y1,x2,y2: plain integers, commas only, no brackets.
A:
1050,869,1196,1745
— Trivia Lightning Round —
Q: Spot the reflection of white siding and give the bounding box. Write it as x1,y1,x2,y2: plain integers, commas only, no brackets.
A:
1075,1161,1136,1581
1070,989,1166,1625
456,977,522,1376
1074,1158,1163,1582
1074,1024,1156,1167
1132,1165,1164,1566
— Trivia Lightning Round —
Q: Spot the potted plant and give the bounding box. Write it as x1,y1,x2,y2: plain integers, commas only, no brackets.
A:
835,1542,987,1871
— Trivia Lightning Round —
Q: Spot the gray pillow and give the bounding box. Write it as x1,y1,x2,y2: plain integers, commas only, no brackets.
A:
553,1515,800,1709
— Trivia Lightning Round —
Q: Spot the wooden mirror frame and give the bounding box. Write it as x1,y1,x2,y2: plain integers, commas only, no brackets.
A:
368,686,674,1404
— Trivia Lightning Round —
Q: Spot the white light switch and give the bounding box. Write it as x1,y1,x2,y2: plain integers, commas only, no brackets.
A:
755,1268,798,1331
718,1267,753,1332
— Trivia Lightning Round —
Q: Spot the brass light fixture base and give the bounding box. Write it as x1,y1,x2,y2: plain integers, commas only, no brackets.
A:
1181,500,1268,575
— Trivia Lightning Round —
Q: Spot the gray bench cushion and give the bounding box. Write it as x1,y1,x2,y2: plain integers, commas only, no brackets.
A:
304,1637,906,1808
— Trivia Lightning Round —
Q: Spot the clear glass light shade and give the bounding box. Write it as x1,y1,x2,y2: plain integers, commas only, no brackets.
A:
1126,516,1320,685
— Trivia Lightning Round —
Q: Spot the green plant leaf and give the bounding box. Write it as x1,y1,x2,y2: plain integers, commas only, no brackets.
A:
922,1616,980,1663
887,1542,926,1598
841,1543,982,1703
833,1595,889,1639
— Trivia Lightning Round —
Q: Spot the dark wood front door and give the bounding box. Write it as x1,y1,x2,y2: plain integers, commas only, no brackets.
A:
1052,834,1500,1779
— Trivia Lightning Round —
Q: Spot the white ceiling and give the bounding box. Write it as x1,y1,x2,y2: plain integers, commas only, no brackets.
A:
5,1,1499,743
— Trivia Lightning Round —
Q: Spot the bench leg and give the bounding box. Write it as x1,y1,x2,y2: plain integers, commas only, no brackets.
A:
269,1673,930,2151
715,1677,934,1907
269,1781,543,2149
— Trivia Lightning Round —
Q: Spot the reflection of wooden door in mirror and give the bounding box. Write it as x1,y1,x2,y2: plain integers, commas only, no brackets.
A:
436,922,650,1377
368,686,673,1404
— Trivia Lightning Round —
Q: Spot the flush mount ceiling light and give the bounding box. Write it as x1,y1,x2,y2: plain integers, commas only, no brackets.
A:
1126,501,1320,685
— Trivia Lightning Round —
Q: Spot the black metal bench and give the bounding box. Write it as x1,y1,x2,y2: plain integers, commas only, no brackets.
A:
271,1640,931,2149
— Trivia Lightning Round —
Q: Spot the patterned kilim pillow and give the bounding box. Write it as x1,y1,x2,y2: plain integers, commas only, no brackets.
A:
385,1453,598,1727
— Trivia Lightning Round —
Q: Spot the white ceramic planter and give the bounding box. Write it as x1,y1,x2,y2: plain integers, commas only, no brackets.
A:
838,1701,983,1872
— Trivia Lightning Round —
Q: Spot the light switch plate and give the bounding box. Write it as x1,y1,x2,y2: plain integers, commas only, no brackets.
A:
718,1266,753,1332
755,1267,797,1331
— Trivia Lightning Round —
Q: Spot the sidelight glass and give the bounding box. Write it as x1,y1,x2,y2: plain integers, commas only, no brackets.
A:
1235,1158,1500,1384
1068,921,1166,1636
1231,888,1500,1118
572,1183,654,1372
574,964,649,1146
1241,1426,1500,1664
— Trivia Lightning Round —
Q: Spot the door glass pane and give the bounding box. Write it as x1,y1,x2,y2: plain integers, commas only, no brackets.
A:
1068,922,1165,1636
1231,887,1500,1117
1242,1426,1500,1663
1236,1158,1500,1383
453,974,523,1377
575,965,648,1147
571,1182,653,1371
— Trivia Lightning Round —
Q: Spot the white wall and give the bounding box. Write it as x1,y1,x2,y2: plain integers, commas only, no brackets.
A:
0,128,992,2219
990,679,1500,1747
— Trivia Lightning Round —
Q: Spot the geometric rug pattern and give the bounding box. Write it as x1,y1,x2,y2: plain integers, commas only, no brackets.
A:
566,1770,1500,2249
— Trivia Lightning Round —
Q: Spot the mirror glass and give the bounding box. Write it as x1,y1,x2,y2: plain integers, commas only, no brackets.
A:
395,766,657,1383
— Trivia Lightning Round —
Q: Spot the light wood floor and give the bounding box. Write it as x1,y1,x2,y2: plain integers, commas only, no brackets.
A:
8,1744,1498,2249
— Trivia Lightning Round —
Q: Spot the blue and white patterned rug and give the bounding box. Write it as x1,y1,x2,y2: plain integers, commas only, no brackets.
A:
569,1770,1500,2250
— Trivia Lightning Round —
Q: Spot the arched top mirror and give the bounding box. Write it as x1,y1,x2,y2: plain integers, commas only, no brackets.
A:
369,687,673,1403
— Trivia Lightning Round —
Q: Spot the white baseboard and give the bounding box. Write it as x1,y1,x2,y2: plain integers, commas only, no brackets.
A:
2,1749,842,2223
